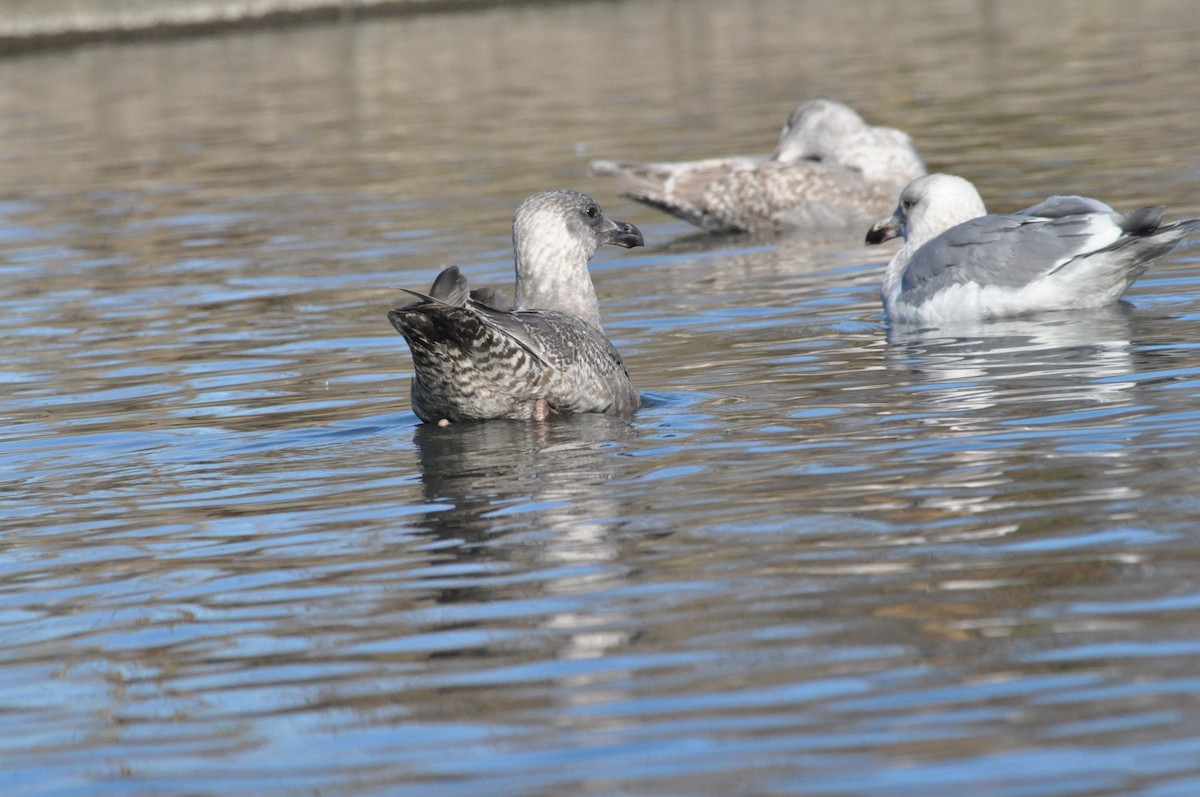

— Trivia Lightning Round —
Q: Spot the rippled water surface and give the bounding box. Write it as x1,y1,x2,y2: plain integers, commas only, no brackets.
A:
6,1,1200,794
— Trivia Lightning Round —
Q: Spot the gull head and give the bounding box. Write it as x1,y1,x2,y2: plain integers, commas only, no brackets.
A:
866,173,988,247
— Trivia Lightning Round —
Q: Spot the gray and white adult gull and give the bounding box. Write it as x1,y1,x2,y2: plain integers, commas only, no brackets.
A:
388,190,644,425
590,99,926,234
866,173,1199,324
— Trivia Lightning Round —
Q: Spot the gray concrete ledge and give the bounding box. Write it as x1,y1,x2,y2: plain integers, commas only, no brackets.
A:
0,0,552,55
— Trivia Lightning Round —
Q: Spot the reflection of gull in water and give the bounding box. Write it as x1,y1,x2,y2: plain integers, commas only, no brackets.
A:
887,305,1139,411
414,415,639,662
883,307,1146,517
414,414,636,539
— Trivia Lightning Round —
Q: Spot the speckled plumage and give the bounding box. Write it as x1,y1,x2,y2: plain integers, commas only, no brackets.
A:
591,99,926,234
388,190,643,424
866,173,1200,323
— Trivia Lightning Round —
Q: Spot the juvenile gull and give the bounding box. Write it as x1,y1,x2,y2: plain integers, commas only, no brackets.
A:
388,190,644,425
866,173,1199,324
590,99,926,234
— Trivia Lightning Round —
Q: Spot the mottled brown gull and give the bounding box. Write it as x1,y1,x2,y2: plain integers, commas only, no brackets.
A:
388,190,644,425
866,173,1199,324
590,99,926,234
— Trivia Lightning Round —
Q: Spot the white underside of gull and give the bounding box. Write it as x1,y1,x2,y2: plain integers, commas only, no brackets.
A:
884,271,1134,326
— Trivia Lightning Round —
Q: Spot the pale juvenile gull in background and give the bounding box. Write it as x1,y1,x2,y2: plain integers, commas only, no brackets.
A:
590,99,926,234
388,190,644,425
866,173,1199,324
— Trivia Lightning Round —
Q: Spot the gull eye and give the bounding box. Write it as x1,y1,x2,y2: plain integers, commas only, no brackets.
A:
585,205,599,219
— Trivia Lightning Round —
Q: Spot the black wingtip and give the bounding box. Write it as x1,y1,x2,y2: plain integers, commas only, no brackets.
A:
429,266,471,305
1121,205,1166,236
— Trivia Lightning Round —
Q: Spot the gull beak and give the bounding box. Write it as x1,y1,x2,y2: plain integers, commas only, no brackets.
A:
601,219,645,249
865,211,902,245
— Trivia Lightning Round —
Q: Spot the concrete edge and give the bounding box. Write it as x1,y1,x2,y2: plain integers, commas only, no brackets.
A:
0,0,561,57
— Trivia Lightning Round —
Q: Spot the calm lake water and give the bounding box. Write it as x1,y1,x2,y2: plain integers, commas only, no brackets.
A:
5,1,1200,795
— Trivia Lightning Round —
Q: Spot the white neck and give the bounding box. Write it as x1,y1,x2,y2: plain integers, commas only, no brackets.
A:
882,239,921,309
513,216,604,331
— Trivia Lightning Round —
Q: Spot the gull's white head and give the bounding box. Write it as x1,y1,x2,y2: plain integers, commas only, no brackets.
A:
771,99,867,164
772,99,926,186
866,173,989,248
